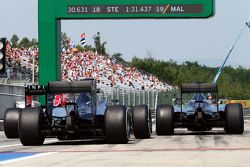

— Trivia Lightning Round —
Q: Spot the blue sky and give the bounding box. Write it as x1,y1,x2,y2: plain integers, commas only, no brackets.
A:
1,0,250,68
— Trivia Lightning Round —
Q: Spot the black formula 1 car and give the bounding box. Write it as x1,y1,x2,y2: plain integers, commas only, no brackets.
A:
156,82,244,135
4,79,152,145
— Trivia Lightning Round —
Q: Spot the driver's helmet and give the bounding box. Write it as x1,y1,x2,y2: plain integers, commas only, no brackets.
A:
208,95,212,100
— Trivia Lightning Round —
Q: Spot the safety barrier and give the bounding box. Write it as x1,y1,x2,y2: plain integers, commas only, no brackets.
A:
0,84,25,119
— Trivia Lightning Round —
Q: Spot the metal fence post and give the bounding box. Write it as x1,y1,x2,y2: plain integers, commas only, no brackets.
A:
129,90,131,106
142,91,145,105
138,91,141,104
133,91,136,106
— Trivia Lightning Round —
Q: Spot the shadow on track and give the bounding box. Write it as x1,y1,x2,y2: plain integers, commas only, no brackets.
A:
173,130,227,136
44,139,106,146
44,138,140,146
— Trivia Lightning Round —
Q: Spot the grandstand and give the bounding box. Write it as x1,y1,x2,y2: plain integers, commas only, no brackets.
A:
5,46,173,92
0,46,176,119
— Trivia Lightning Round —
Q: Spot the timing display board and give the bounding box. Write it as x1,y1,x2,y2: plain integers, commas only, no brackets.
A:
38,0,214,87
67,4,203,15
53,0,214,18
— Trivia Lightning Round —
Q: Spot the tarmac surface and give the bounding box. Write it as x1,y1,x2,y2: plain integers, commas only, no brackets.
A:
1,114,250,166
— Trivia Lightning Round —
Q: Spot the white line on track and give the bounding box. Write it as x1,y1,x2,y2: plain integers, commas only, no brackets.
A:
0,152,57,165
0,143,22,148
0,139,58,148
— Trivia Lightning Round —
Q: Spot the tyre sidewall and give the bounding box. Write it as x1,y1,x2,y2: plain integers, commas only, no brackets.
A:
156,104,174,135
132,105,151,139
4,108,21,138
105,105,130,144
19,107,45,145
225,103,244,134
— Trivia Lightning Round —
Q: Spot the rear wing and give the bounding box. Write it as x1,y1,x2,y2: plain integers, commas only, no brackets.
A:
47,80,96,94
181,83,218,93
25,80,96,95
24,80,96,107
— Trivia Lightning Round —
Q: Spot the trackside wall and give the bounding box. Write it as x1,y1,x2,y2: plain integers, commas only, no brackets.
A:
0,84,25,119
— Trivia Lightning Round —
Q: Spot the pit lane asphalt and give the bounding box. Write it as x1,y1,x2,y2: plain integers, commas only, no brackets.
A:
1,119,250,167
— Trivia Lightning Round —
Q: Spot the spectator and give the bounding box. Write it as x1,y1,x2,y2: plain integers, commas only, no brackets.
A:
6,46,173,91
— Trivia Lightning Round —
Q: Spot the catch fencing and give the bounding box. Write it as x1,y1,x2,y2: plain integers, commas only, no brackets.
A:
98,88,177,110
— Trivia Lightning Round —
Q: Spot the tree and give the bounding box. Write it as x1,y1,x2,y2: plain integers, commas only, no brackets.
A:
30,38,38,47
100,41,107,56
76,44,84,52
84,45,93,51
112,53,126,63
61,32,69,50
93,32,107,56
130,55,250,99
18,37,31,48
10,34,19,47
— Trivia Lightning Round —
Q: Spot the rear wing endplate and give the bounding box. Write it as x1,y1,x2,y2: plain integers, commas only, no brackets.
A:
25,85,47,95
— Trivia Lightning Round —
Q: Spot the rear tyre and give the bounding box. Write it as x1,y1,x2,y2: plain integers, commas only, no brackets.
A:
132,105,152,139
19,107,45,146
4,108,21,138
224,103,244,134
105,105,130,144
156,104,174,135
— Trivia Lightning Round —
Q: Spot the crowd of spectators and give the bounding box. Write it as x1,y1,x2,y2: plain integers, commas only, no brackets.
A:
6,46,39,78
6,46,173,91
61,49,172,91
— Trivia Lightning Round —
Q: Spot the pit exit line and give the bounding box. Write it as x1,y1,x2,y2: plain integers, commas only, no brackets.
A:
0,152,57,165
0,139,58,148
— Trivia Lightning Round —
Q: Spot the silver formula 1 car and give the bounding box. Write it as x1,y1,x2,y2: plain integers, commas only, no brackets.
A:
156,82,244,135
4,79,152,145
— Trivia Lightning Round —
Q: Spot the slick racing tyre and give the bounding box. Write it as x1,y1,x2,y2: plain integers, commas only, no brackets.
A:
156,104,174,135
19,107,45,146
132,105,152,139
105,105,130,144
4,108,21,138
225,103,244,134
